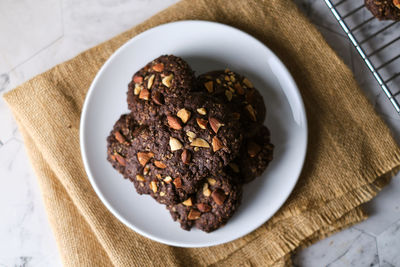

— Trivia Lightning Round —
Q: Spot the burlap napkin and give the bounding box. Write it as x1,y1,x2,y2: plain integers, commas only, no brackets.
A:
4,0,400,266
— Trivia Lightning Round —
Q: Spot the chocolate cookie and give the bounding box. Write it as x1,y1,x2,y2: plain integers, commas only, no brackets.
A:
229,125,274,184
365,0,400,21
127,55,197,124
167,172,242,232
106,114,144,176
197,70,266,137
126,92,243,182
125,162,192,205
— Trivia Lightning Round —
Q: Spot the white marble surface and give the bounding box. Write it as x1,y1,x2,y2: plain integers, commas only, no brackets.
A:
0,0,399,266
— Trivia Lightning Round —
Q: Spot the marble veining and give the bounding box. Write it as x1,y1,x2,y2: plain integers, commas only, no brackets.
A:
377,220,400,266
0,140,60,267
326,233,379,267
0,74,9,92
0,0,399,266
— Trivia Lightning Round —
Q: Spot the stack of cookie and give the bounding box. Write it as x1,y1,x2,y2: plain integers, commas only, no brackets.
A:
107,55,274,232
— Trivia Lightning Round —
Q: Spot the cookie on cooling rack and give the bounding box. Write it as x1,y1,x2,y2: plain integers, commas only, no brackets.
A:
365,0,400,21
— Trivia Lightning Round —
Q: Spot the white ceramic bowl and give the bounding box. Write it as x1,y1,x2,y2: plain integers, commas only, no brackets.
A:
80,20,308,247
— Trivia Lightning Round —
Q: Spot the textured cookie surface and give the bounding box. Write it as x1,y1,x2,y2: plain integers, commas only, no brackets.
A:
126,92,243,185
365,0,400,20
127,55,197,124
125,161,192,205
230,125,274,184
106,114,144,176
167,172,242,232
197,70,266,137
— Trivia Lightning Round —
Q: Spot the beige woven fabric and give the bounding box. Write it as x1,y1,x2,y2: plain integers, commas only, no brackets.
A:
4,0,400,266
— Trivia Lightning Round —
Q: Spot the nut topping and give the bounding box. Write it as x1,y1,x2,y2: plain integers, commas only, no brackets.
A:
196,118,208,129
212,136,223,152
173,177,182,188
152,63,164,72
245,104,257,121
169,137,183,151
132,125,146,136
234,83,245,95
225,90,233,101
212,189,226,205
114,131,126,144
152,91,164,105
188,209,201,220
209,117,224,134
181,149,191,164
133,75,143,83
136,174,145,182
143,165,150,175
154,160,167,169
204,81,213,93
190,138,210,148
395,0,400,9
139,88,150,100
159,192,166,197
182,197,193,206
167,115,182,130
114,153,126,166
177,108,191,123
147,74,155,89
196,108,207,115
186,131,196,142
243,78,254,88
197,203,211,212
247,142,261,157
137,152,155,166
203,183,211,197
162,74,174,88
207,178,216,186
134,84,143,95
150,181,158,193
164,176,172,183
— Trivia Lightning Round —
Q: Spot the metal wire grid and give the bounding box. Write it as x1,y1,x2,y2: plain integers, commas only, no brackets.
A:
324,0,400,114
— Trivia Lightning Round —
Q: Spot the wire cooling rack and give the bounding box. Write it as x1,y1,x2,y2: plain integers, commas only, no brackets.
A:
324,0,400,114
